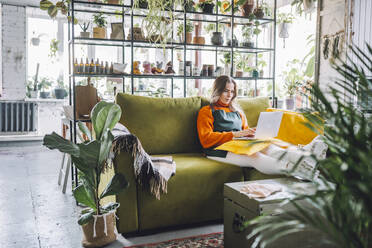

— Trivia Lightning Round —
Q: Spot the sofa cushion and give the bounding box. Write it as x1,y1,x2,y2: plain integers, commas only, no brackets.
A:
116,93,203,154
238,97,270,127
137,153,244,231
266,108,320,145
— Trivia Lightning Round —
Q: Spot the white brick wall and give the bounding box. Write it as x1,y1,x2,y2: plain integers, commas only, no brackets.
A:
1,4,26,100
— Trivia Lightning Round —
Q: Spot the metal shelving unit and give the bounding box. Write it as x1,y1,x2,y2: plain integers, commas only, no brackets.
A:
68,0,277,187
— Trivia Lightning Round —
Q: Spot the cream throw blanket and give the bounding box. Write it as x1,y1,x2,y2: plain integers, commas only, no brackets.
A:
111,123,176,200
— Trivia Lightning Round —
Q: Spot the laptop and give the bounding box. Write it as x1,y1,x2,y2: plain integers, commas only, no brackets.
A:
235,111,284,140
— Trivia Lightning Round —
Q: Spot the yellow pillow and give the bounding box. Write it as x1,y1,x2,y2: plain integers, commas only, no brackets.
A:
266,108,322,145
216,140,271,156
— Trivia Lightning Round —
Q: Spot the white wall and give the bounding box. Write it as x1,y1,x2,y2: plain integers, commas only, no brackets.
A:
0,4,26,100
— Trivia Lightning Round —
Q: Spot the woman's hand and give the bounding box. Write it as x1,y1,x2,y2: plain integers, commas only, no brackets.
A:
232,128,256,138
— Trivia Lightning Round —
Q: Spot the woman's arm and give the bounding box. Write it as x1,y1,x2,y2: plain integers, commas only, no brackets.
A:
197,106,234,148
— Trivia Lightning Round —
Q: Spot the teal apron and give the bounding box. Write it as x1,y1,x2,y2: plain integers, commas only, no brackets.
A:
203,104,242,158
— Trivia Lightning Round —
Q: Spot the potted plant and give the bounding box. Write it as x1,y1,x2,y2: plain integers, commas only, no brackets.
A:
204,23,224,45
93,13,107,39
177,21,194,43
184,0,195,11
197,0,215,14
43,101,129,248
277,12,295,46
26,76,39,98
54,78,67,99
240,0,254,16
137,0,148,8
253,0,264,18
241,22,261,47
79,22,90,38
291,0,316,15
39,77,53,99
257,53,266,77
282,59,304,110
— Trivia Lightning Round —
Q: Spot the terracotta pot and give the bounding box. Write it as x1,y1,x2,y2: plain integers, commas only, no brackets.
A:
93,27,106,39
241,2,254,16
186,32,192,43
81,212,116,248
193,36,205,45
235,71,243,77
107,0,119,4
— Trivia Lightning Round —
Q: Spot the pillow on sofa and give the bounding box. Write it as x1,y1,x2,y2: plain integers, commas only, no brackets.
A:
116,93,202,154
266,108,322,145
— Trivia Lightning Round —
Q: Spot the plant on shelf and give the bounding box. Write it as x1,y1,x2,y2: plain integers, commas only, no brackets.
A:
235,54,255,77
43,101,129,247
79,22,90,38
257,53,267,77
281,58,304,109
241,22,261,47
177,20,194,43
197,0,215,14
26,76,39,98
38,77,53,99
54,78,68,99
204,23,225,45
246,44,372,248
184,0,195,11
93,13,107,39
134,0,182,48
253,0,265,18
261,2,272,17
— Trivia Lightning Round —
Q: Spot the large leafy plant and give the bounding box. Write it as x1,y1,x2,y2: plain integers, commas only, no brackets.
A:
246,44,372,248
43,102,128,225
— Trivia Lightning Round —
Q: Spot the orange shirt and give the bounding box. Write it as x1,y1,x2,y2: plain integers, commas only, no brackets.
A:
197,101,249,149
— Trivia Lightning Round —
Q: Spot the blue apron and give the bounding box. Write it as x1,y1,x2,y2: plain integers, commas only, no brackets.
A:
203,104,242,158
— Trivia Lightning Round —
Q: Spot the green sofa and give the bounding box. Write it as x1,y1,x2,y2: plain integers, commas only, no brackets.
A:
106,93,275,234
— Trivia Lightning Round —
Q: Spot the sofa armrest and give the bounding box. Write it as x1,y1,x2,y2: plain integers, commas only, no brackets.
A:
100,151,139,234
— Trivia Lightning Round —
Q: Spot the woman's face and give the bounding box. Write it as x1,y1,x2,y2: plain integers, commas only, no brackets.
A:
219,82,235,105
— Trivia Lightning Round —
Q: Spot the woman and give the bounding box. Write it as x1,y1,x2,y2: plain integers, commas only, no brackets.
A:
197,75,327,179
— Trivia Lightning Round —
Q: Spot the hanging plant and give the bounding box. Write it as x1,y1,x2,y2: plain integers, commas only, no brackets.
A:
291,0,316,16
277,12,295,48
48,38,60,59
134,0,183,48
39,0,78,23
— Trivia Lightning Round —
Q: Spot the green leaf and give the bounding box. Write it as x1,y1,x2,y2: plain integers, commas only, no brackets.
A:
78,122,92,141
47,5,58,18
78,211,94,225
100,202,120,213
73,185,97,211
78,141,100,168
98,130,114,165
40,0,53,10
43,132,80,157
91,102,122,140
100,173,128,199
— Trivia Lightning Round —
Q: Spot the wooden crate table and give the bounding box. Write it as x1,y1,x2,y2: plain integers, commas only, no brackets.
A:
224,178,331,248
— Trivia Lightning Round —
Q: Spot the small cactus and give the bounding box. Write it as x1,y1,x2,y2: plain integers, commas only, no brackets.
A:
79,22,90,32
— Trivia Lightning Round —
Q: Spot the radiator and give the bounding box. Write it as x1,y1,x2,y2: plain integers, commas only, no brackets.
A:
0,101,38,133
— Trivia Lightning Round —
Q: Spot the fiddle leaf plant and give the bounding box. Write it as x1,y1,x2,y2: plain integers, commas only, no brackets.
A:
43,102,128,225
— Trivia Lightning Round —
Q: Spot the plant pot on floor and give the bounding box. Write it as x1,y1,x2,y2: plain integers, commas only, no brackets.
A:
40,92,50,99
93,27,106,39
54,89,66,99
80,32,90,38
81,212,116,248
285,97,295,110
